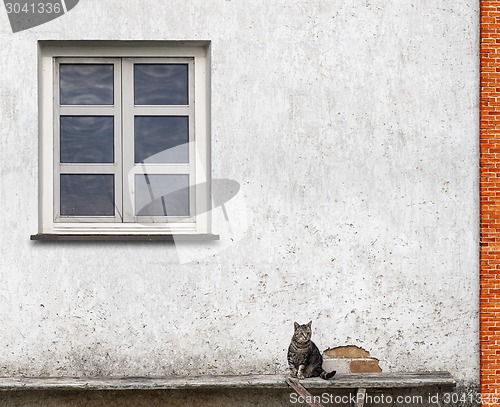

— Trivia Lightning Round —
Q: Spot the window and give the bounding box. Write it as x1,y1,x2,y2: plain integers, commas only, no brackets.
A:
35,41,212,238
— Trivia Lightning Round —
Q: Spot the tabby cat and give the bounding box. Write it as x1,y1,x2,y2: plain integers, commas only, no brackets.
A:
287,321,336,380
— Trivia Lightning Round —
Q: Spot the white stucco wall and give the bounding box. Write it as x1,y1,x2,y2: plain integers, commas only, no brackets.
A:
0,0,478,385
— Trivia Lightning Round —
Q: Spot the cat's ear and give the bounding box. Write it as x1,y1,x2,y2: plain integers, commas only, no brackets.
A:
307,321,312,328
294,322,299,330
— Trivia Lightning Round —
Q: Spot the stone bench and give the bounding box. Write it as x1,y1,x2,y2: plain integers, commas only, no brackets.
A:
0,372,456,407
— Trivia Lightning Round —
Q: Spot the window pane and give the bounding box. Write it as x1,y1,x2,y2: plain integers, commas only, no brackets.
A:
60,64,114,105
134,64,188,105
60,116,114,163
134,116,188,163
60,175,114,216
135,174,189,216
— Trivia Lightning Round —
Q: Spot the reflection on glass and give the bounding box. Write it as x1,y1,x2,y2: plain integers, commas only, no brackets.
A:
134,116,188,163
135,174,189,216
134,64,188,105
60,116,114,163
60,64,114,105
60,174,114,216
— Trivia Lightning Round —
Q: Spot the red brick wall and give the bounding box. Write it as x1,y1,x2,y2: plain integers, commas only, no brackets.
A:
481,0,500,397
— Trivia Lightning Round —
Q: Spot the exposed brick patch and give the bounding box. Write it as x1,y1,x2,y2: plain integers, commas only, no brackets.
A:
323,345,371,359
481,0,500,397
323,346,382,373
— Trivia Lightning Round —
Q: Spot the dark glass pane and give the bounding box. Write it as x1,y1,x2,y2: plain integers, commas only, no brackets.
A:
60,116,114,163
60,64,114,105
60,175,114,216
135,174,189,216
134,64,188,105
134,116,188,163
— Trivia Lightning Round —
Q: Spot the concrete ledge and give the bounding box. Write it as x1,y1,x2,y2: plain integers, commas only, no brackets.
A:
0,372,456,392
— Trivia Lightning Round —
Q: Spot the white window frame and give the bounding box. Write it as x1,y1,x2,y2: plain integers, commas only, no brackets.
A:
37,41,211,236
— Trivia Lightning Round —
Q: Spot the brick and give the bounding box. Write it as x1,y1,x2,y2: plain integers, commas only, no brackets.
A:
481,1,500,397
350,360,382,373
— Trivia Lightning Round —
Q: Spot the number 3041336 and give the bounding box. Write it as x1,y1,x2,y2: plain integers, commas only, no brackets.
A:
5,2,62,14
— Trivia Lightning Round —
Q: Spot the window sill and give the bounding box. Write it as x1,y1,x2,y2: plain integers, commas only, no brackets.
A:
30,234,219,242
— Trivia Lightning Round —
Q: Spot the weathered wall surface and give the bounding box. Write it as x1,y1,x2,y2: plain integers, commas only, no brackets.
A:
0,0,479,392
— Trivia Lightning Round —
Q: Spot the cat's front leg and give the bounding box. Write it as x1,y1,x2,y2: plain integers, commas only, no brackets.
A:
297,364,306,380
287,353,298,377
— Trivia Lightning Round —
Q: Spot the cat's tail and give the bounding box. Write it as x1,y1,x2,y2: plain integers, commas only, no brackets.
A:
320,370,336,380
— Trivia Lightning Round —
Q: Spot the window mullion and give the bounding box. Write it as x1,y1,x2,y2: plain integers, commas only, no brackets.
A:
113,60,123,222
121,58,135,223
